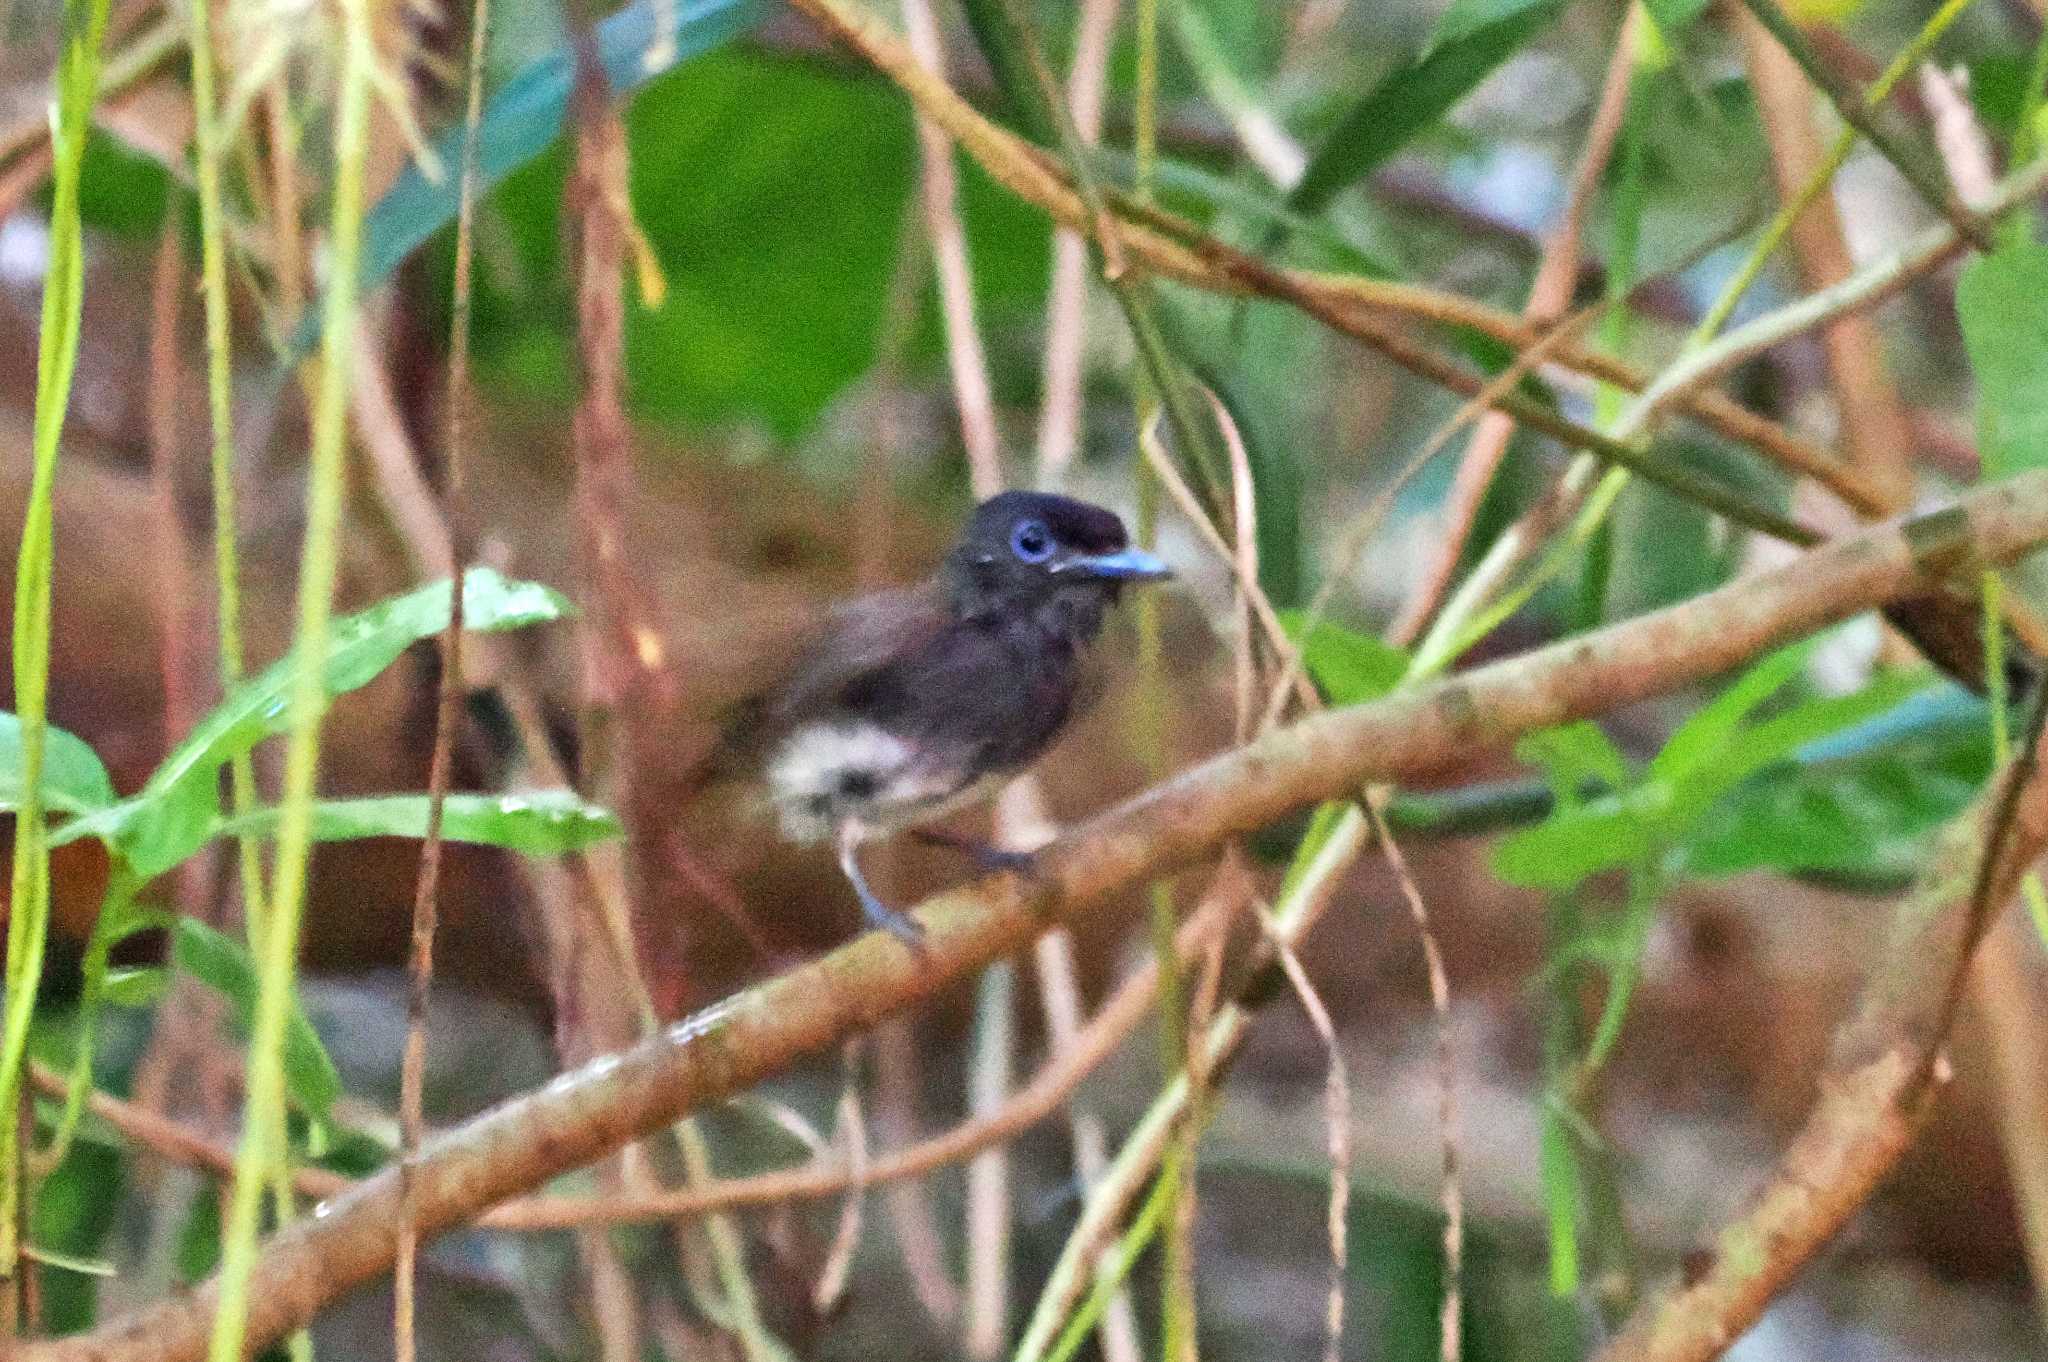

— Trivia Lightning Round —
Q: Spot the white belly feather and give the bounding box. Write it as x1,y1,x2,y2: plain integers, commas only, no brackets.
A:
766,721,999,844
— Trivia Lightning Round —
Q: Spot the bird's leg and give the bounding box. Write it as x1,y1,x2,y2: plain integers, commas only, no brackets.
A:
836,820,926,947
909,827,1040,876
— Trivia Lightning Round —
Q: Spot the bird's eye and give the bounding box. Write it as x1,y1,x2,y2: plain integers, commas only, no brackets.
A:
1009,519,1055,564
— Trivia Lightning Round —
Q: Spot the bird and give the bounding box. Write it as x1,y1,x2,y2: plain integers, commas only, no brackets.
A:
708,490,1173,946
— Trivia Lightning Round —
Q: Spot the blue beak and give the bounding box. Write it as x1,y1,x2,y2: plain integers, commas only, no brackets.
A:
1061,547,1174,581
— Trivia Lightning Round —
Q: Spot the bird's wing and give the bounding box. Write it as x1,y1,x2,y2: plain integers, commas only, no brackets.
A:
705,585,952,771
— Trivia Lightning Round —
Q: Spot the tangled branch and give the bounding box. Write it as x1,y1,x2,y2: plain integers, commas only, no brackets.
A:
34,471,2048,1362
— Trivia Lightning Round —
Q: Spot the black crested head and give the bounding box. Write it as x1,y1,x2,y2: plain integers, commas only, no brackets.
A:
942,491,1172,631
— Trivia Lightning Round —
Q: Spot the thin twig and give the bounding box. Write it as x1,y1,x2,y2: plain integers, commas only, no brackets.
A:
1593,679,2048,1362
1736,1,1916,510
1365,796,1463,1362
782,0,1891,523
1262,922,1350,1362
394,0,490,1352
1733,0,1994,252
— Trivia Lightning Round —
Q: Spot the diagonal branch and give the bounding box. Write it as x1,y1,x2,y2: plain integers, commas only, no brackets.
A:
34,471,2048,1362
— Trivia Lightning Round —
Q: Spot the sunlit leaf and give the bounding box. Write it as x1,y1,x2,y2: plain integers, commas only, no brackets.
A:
1513,722,1628,807
100,967,168,1009
56,569,570,876
1683,685,1991,879
1492,800,1650,890
1647,641,1811,787
218,791,622,856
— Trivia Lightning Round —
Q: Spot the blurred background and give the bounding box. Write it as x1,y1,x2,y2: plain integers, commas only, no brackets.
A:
3,0,2048,1355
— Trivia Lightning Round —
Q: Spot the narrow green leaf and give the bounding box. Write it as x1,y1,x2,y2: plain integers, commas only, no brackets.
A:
63,568,569,875
1513,722,1629,806
1277,610,1410,705
1682,687,1989,879
1286,0,1565,216
1676,667,1933,814
101,966,169,1009
0,714,113,817
1538,1103,1581,1294
21,1243,115,1276
218,791,622,855
1491,802,1650,890
1646,640,1812,787
1641,0,1716,41
1959,243,2048,482
1092,149,1398,277
1427,0,1558,53
170,920,341,1129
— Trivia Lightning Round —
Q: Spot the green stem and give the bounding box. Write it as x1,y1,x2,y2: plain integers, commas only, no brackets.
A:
0,0,110,1290
206,0,375,1353
188,0,266,932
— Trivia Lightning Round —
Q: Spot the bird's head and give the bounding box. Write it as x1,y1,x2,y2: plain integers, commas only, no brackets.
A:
943,491,1172,632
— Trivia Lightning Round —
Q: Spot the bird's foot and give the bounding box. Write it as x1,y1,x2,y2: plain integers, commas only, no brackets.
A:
850,877,928,949
910,828,1041,877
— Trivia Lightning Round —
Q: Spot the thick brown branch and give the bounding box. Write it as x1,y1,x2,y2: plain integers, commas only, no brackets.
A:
37,471,2048,1362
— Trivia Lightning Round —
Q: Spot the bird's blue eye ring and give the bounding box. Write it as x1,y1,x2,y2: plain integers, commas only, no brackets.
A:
1010,519,1055,563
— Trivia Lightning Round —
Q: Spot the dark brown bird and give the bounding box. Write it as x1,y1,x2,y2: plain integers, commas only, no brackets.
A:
715,491,1172,944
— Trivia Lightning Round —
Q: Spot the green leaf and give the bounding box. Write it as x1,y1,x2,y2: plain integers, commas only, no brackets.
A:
1684,668,1933,807
1683,686,1989,879
0,714,114,817
295,0,769,359
1277,611,1410,704
1427,0,1558,53
1959,243,2048,482
60,569,569,876
1641,0,1716,39
1492,800,1651,890
1513,722,1629,807
21,1243,115,1276
218,791,622,856
1647,641,1812,788
1096,149,1396,277
1286,0,1565,216
170,920,340,1130
1538,1101,1581,1294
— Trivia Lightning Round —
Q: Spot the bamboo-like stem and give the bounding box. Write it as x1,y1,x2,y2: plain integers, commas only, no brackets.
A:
204,0,375,1353
0,0,110,1300
393,0,491,1353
